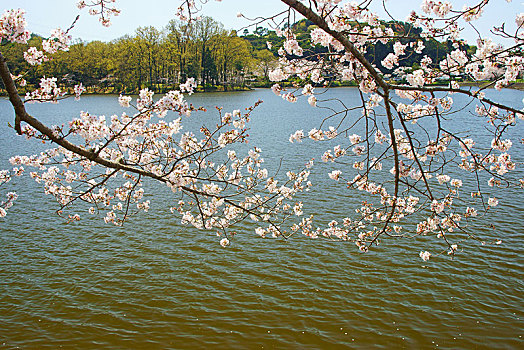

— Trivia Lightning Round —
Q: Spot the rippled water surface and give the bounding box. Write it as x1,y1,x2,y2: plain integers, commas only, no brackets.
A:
0,88,523,348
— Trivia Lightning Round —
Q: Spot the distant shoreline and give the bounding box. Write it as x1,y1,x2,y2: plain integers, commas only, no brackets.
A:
459,81,524,90
2,81,523,98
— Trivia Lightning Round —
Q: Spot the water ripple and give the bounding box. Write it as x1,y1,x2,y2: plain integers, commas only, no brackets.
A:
1,90,523,348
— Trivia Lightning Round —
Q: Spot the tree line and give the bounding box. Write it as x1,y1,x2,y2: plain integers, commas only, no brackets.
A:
2,16,462,94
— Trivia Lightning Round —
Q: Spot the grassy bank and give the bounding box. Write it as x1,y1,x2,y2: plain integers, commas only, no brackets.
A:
460,80,524,90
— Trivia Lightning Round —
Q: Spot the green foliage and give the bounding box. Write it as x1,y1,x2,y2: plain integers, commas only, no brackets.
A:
1,17,474,93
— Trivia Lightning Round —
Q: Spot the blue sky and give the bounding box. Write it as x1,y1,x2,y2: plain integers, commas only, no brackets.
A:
14,0,524,45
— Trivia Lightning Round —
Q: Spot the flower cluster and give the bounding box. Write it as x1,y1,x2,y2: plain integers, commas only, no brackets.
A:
42,28,72,54
23,47,47,66
421,0,452,18
77,0,121,27
25,77,64,103
0,9,30,44
0,168,23,218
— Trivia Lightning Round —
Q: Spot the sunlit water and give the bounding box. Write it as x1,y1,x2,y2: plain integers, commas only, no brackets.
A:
0,88,523,348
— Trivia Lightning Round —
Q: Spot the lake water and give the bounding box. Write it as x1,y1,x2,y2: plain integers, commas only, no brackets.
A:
0,88,523,348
